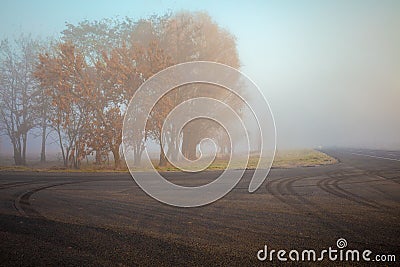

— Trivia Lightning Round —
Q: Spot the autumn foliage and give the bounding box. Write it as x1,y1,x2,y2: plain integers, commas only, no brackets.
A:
1,11,240,168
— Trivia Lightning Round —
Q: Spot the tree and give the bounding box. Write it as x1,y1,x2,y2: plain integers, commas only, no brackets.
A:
61,18,138,65
33,44,53,164
32,11,241,169
119,12,242,165
95,16,172,167
154,11,241,161
61,18,138,167
0,36,40,165
94,43,142,167
35,42,92,168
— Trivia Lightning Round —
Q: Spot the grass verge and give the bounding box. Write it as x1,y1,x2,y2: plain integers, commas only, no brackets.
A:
0,149,337,173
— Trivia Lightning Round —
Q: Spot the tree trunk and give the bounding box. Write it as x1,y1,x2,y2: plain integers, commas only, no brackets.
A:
133,141,145,167
112,146,121,169
13,147,23,166
166,128,179,162
166,139,176,162
56,128,67,167
95,150,102,165
22,133,27,165
159,146,168,167
158,135,168,167
40,121,46,163
64,147,70,168
133,147,142,166
173,140,179,161
182,130,197,160
73,144,81,169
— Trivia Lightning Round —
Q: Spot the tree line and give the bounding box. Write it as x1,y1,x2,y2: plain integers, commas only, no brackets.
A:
0,11,240,168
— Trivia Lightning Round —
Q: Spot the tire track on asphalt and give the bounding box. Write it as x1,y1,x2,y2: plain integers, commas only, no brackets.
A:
284,174,353,233
80,196,284,246
317,170,395,211
266,174,351,234
13,180,96,218
0,180,48,190
317,174,378,209
366,170,400,185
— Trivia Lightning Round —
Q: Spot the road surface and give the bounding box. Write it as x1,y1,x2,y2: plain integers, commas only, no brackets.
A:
0,148,399,266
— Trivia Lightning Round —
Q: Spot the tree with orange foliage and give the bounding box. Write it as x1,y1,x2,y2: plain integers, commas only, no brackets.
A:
34,11,241,169
35,42,93,168
155,12,241,161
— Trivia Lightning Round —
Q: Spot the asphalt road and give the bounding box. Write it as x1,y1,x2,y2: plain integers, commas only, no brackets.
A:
0,148,399,266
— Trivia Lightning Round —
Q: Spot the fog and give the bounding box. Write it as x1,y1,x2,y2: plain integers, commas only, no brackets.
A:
0,1,399,161
236,2,400,149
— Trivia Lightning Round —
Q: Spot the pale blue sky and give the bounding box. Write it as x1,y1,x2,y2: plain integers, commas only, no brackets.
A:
1,0,399,153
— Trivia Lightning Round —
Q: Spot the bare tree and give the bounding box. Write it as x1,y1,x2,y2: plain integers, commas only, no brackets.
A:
0,36,40,165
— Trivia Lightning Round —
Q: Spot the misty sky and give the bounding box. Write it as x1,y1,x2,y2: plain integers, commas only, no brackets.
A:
0,0,399,155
